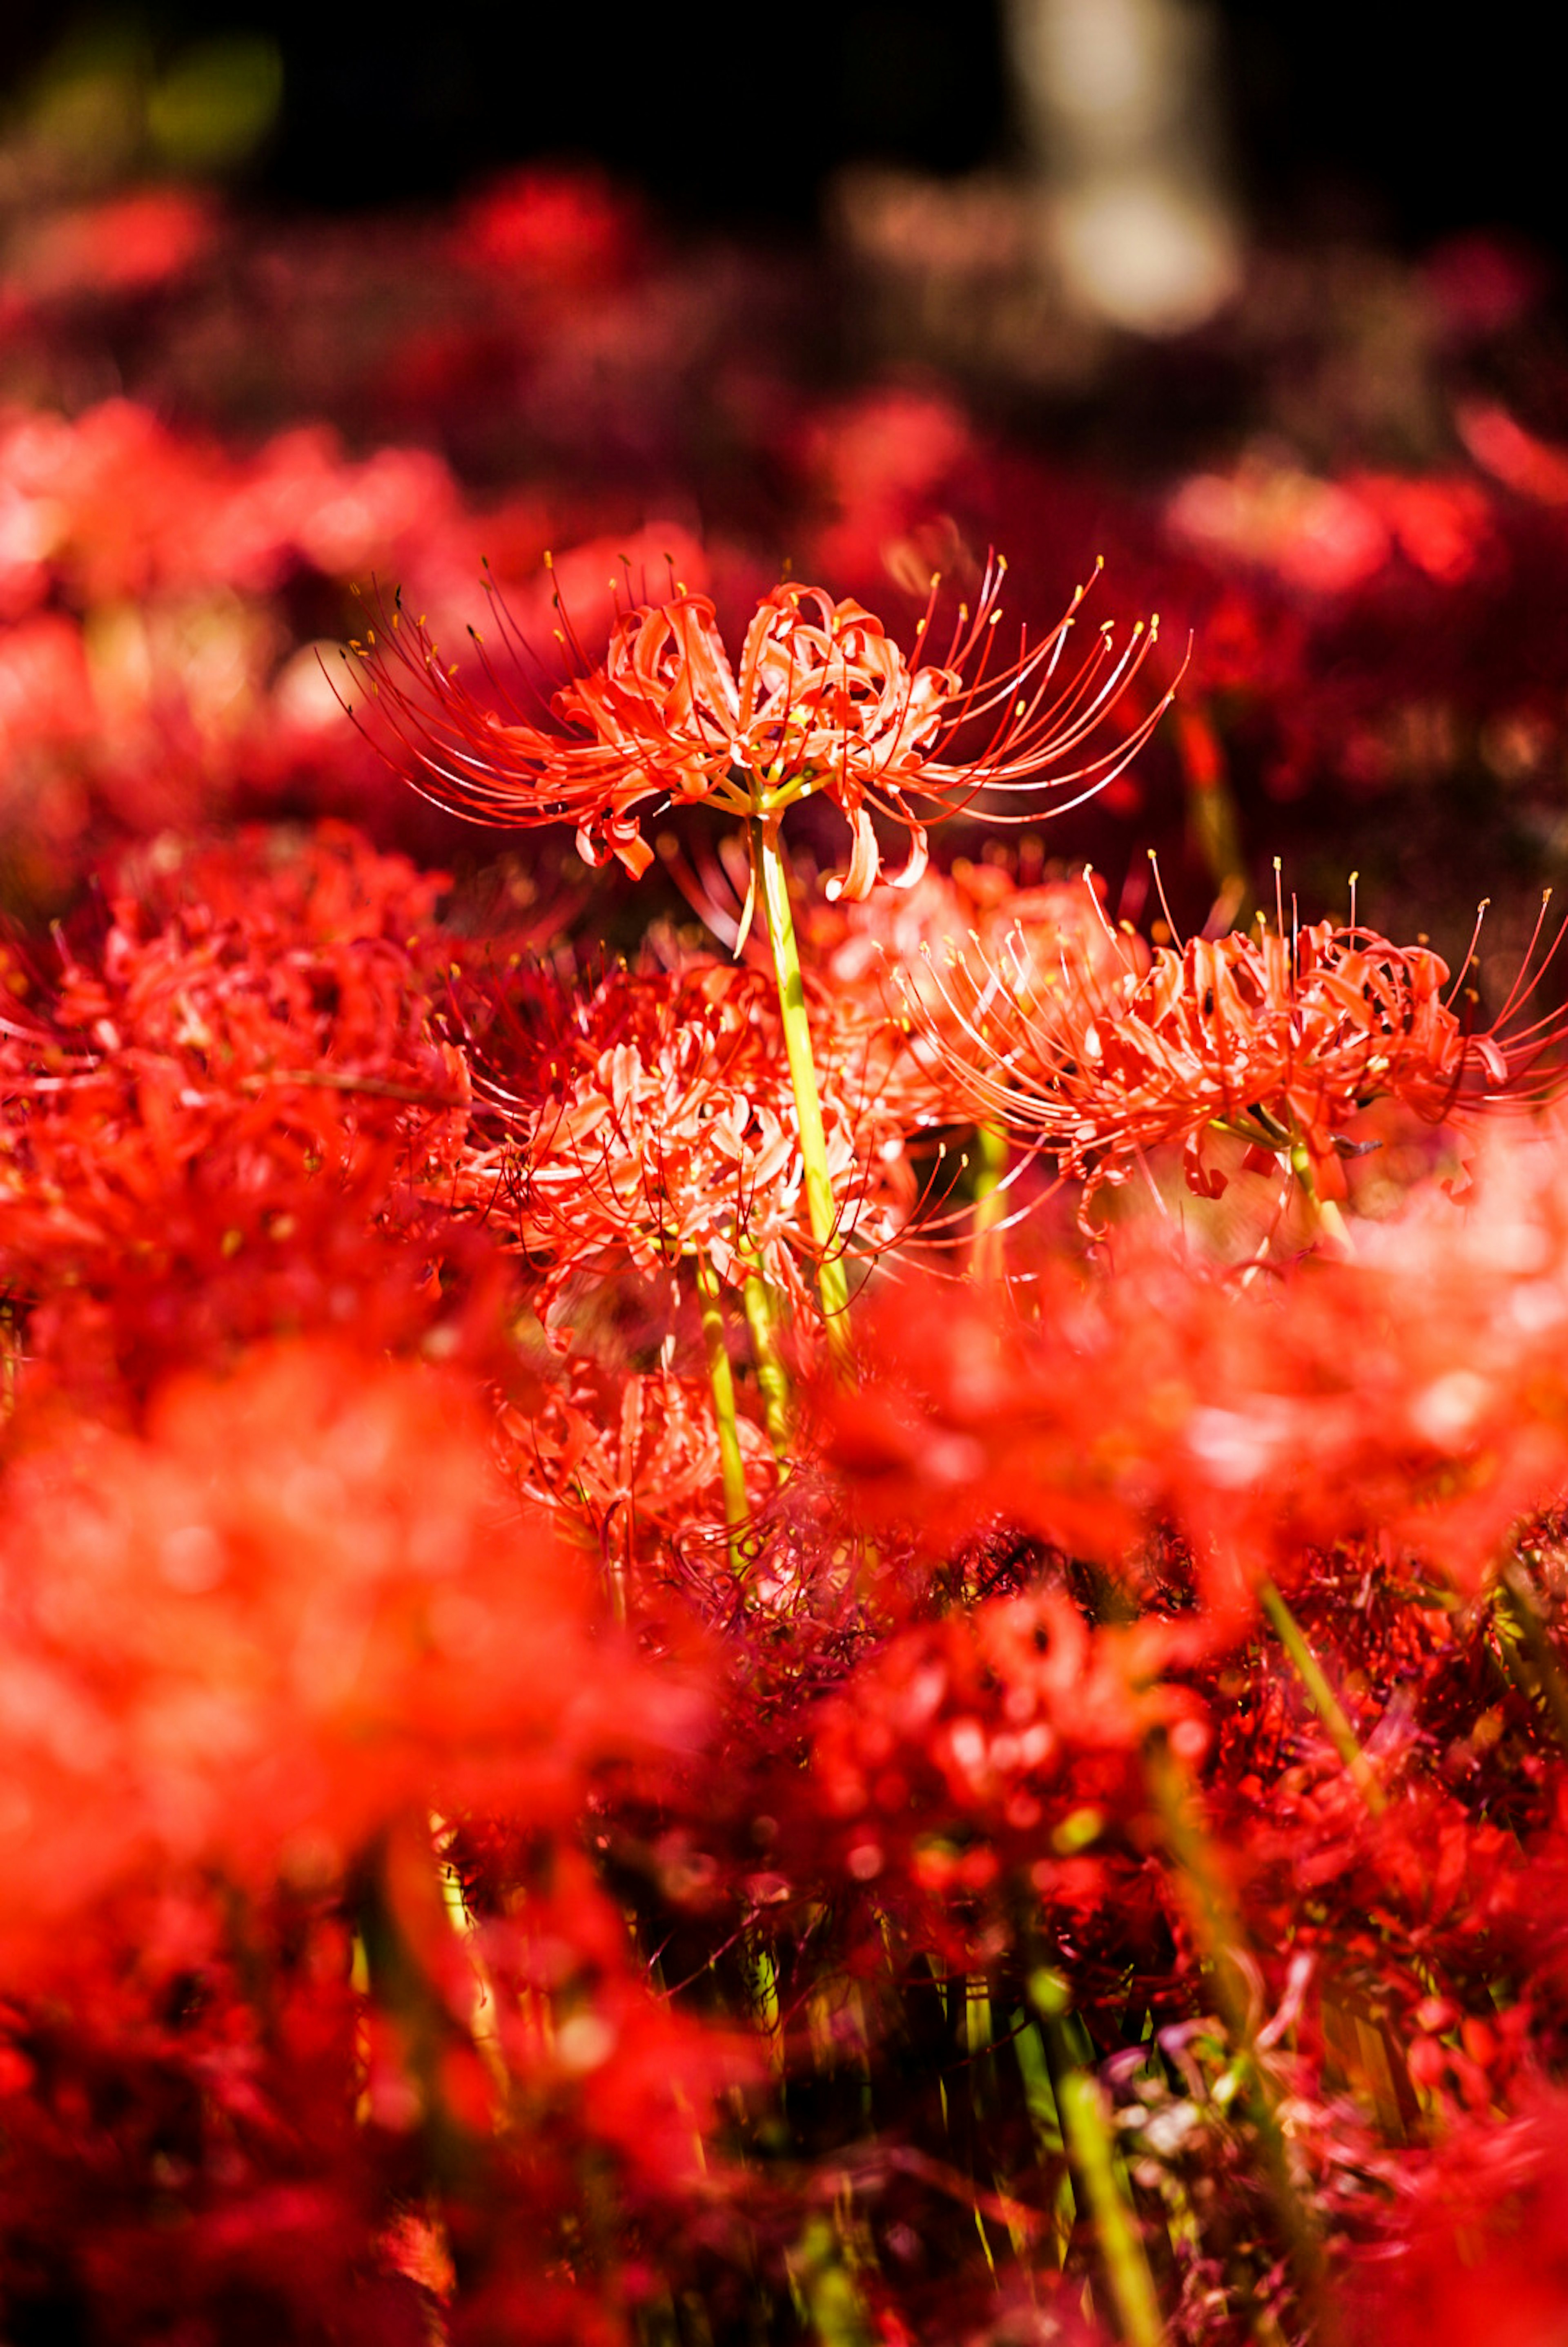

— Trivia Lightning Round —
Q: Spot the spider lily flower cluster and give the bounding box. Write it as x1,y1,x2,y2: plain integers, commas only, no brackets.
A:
8,796,1568,2347
352,556,1171,1343
450,954,919,1336
899,871,1568,1209
10,488,1568,2347
350,556,1171,899
833,1129,1568,1617
20,175,1568,2347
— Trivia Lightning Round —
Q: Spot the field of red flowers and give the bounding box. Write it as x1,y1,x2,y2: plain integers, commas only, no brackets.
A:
8,159,1568,2346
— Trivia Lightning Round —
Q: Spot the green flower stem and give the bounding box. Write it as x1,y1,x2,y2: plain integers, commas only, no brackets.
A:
740,1260,791,1459
694,1254,750,1575
0,1306,18,1421
352,1827,490,2221
1052,2052,1167,2347
1022,1938,1165,2341
1143,1735,1332,2340
971,1118,1008,1276
786,2214,874,2347
1258,1580,1385,1814
754,816,853,1365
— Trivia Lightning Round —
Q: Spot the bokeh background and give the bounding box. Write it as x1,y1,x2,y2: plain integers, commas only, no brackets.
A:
0,3,1556,250
1,2,1565,991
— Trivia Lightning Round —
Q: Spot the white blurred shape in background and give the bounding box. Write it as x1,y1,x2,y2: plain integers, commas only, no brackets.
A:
1005,0,1241,334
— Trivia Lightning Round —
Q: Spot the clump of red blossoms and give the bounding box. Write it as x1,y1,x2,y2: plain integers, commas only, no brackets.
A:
0,824,475,1397
15,212,1568,2344
0,1338,701,1978
499,1364,778,1580
831,1125,1568,1613
451,953,920,1327
808,1589,1209,1963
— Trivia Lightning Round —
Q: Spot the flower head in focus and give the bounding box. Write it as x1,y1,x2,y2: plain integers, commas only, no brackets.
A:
900,874,1568,1207
349,558,1171,901
450,957,916,1335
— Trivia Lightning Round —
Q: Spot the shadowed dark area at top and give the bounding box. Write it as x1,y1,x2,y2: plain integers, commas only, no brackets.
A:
0,2,1563,253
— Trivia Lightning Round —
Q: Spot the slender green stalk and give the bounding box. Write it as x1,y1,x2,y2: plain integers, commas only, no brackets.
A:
0,1305,18,1421
1143,1736,1332,2340
693,1254,749,1576
1025,1949,1164,2340
1258,1580,1385,1813
1011,2011,1078,2264
1050,2050,1167,2347
971,1118,1008,1278
754,817,852,1364
605,1527,629,1630
740,1258,791,1458
786,2215,873,2347
352,1825,491,2216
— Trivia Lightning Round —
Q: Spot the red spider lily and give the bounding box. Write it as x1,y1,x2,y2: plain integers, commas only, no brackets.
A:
497,1365,777,1579
898,875,1568,1207
0,1828,741,2347
0,399,460,617
663,842,1136,1144
713,1583,1199,1981
813,1590,1207,1867
0,1339,705,1981
349,557,1171,899
455,165,641,287
808,853,1129,989
0,825,475,1391
832,1128,1568,1613
1338,2087,1568,2347
1212,1755,1539,2069
450,956,919,1330
0,1882,425,2347
819,859,1140,1132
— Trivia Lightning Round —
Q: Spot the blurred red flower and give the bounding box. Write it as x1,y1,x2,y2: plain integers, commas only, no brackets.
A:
833,1127,1568,1613
0,1338,705,1980
0,823,472,1391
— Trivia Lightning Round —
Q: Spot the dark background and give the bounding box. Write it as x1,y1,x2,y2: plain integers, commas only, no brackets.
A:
0,2,1553,256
